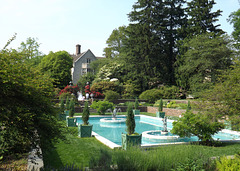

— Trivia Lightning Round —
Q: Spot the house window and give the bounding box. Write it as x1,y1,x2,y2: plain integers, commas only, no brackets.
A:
82,68,87,75
87,58,91,64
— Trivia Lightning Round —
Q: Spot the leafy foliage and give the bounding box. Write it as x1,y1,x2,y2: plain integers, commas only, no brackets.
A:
199,60,240,131
90,81,118,94
90,101,114,115
0,45,64,157
18,37,44,66
171,111,225,145
77,72,95,93
228,9,240,47
216,154,240,171
176,33,232,94
104,90,120,102
139,89,163,103
139,86,182,103
103,26,127,58
39,51,73,89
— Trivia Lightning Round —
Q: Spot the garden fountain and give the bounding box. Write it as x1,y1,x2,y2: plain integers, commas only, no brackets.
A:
142,116,179,142
100,108,126,124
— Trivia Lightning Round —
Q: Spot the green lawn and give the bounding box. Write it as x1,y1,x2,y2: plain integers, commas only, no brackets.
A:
42,125,240,170
42,127,110,170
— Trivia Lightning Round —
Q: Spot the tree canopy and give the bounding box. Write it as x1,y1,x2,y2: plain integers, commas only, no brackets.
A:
228,8,240,47
175,33,233,95
39,51,73,89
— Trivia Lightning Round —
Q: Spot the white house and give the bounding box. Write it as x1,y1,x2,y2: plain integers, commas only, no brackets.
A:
71,44,103,84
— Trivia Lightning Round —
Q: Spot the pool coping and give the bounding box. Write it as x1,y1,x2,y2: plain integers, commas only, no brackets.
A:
77,115,240,149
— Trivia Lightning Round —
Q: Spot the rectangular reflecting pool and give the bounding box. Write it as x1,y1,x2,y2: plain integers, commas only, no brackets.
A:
76,115,240,149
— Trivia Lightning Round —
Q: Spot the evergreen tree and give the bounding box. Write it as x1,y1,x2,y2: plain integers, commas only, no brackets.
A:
120,0,186,91
158,0,187,84
185,0,223,37
175,0,224,93
228,9,240,48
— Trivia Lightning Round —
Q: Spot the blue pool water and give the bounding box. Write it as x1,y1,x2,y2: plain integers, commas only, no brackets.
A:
76,116,240,146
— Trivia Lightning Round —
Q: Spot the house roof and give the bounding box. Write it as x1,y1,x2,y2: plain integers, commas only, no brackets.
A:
71,50,88,63
71,49,105,62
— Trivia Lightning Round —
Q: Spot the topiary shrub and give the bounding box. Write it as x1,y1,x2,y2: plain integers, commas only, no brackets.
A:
82,101,90,125
65,96,70,110
134,98,139,109
126,103,135,135
159,99,163,112
59,98,65,113
139,89,163,103
91,100,114,115
68,99,75,117
104,90,120,102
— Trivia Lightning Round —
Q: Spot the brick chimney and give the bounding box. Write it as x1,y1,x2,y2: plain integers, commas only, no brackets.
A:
76,44,81,55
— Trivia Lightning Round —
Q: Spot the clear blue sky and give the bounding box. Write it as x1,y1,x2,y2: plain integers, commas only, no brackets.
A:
0,0,239,57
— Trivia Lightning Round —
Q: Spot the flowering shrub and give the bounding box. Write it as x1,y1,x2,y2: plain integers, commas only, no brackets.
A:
59,85,79,96
85,84,90,94
84,84,104,98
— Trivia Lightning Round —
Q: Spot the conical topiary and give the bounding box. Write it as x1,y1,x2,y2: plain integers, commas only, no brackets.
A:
66,96,70,110
186,100,191,112
134,98,139,110
159,99,163,112
82,101,90,125
126,103,135,135
68,99,75,117
60,98,65,113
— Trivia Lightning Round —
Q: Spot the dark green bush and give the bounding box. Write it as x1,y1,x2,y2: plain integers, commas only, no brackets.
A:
139,89,163,103
104,90,120,102
160,85,181,99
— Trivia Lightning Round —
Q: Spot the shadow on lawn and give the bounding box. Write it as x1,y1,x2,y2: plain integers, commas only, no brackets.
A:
42,142,64,170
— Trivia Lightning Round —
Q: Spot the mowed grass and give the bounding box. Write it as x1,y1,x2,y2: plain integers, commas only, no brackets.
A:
42,127,110,169
42,125,240,170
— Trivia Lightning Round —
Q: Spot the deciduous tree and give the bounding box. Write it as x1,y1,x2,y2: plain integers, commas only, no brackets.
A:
175,33,232,95
39,51,72,89
0,44,63,157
